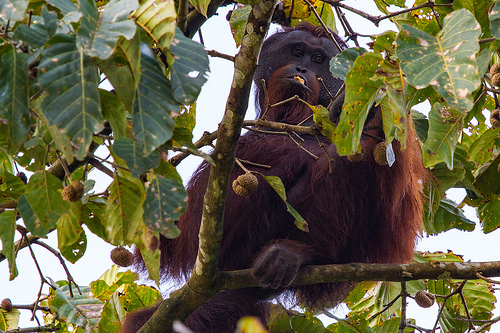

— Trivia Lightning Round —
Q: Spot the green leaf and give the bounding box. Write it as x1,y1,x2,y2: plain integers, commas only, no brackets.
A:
12,23,50,48
91,268,138,302
311,104,335,141
454,0,491,36
425,198,475,235
143,172,185,238
269,308,327,333
170,27,209,104
0,211,18,280
49,284,103,331
0,0,28,22
329,47,366,80
46,0,77,15
468,128,500,165
396,9,481,113
98,34,140,111
188,0,210,17
0,308,20,330
0,44,30,150
38,34,103,160
120,283,161,313
422,103,463,169
489,0,500,39
132,0,176,50
100,89,127,139
76,0,139,60
102,174,145,245
113,138,161,178
229,5,251,47
478,194,500,233
132,47,177,154
18,171,70,237
98,292,126,332
332,52,383,155
380,86,407,149
56,203,87,263
261,175,308,232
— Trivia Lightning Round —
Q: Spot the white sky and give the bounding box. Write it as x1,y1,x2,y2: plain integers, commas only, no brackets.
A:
2,1,500,331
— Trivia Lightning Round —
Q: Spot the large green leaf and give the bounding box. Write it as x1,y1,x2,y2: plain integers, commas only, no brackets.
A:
468,127,500,165
98,34,140,111
170,27,209,105
12,22,50,48
0,44,30,150
143,172,185,238
332,52,383,155
188,0,210,17
132,0,176,50
113,137,161,178
98,293,126,332
132,47,177,154
424,198,475,235
18,171,70,237
76,0,138,60
0,210,18,280
453,0,491,36
56,203,87,263
0,0,28,22
49,284,103,331
396,9,481,113
38,34,103,160
422,103,463,169
102,174,145,245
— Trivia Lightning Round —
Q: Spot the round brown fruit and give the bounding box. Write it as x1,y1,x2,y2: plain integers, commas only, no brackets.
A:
490,109,500,129
415,290,435,308
1,298,12,312
232,173,259,196
373,142,388,166
62,180,85,202
110,247,135,267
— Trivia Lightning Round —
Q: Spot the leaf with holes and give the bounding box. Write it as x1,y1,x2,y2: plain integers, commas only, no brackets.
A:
332,52,383,155
171,27,209,105
49,284,103,331
396,9,481,114
76,0,138,60
143,173,186,239
38,34,103,160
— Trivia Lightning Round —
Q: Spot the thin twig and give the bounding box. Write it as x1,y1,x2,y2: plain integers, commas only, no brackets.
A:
32,240,82,297
368,294,401,322
235,158,251,174
236,159,271,169
303,0,343,52
325,0,452,26
287,133,319,159
476,272,500,284
399,281,407,332
207,50,235,62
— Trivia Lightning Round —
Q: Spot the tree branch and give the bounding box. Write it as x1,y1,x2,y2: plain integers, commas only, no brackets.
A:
220,261,500,290
136,0,279,331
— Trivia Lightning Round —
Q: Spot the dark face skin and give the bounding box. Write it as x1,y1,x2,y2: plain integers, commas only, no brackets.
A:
254,29,343,115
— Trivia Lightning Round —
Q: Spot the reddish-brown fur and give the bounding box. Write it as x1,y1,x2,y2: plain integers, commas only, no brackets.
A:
122,23,427,333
